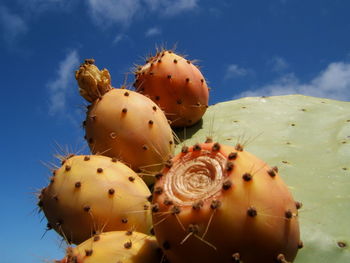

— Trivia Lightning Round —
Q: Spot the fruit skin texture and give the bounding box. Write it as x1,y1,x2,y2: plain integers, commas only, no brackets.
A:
57,231,162,263
152,142,300,263
38,155,152,244
76,60,175,179
134,50,209,127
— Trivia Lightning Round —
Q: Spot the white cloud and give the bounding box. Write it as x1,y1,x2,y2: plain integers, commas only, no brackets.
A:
145,27,161,37
87,0,199,27
87,0,140,27
225,64,249,79
237,62,350,101
0,6,28,44
47,50,80,115
269,56,289,72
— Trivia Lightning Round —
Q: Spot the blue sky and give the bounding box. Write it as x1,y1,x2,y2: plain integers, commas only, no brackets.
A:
1,0,350,262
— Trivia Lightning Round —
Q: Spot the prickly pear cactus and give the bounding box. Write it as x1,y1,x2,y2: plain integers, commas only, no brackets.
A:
176,95,350,263
57,231,162,263
38,155,152,244
134,49,209,127
76,60,175,182
152,142,300,263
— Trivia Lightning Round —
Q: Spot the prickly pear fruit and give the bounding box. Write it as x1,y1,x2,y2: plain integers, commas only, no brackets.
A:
134,49,209,127
152,142,301,263
57,231,162,263
38,154,152,244
76,60,175,181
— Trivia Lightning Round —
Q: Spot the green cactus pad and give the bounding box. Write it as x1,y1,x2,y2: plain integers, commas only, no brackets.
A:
176,95,350,262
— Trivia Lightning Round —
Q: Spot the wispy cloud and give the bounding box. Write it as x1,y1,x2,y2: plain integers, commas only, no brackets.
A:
87,0,200,27
269,56,289,72
237,62,350,101
225,64,249,79
145,27,161,37
0,5,28,44
47,50,80,115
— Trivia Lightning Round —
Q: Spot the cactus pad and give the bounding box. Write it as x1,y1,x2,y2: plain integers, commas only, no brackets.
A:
176,95,350,262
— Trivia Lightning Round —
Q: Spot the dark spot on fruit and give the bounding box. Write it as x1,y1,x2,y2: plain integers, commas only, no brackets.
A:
291,123,296,126
174,59,178,63
111,157,118,162
142,145,148,150
163,241,171,250
128,176,135,182
222,180,232,190
171,206,181,215
267,169,276,177
181,146,189,153
152,204,159,213
83,205,91,212
298,241,304,249
124,241,132,249
158,59,162,63
149,72,154,75
232,253,241,263
242,173,252,181
212,142,221,151
295,201,303,210
188,224,199,234
108,188,115,195
228,152,238,160
155,173,163,180
84,156,90,161
121,218,128,224
154,186,163,195
124,91,129,96
165,159,173,168
65,165,71,171
193,143,201,151
93,235,100,242
75,182,81,188
192,200,204,210
177,99,182,104
97,168,103,173
186,60,191,64
235,144,244,151
148,120,154,125
211,200,221,210
144,204,149,210
226,161,234,172
167,75,172,79
164,198,173,206
126,230,133,236
285,209,293,219
169,140,173,145
247,206,257,217
85,249,93,256
122,108,128,113
186,78,190,82
152,106,157,111
276,254,287,263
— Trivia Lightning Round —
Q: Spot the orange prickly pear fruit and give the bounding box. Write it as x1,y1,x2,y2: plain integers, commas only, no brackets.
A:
38,155,152,244
134,49,209,127
56,231,162,263
76,59,175,182
151,142,301,263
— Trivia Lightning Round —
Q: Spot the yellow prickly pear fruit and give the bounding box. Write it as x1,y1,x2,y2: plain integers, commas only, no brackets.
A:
57,231,162,263
76,60,175,183
38,155,152,244
152,142,301,263
134,49,209,127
